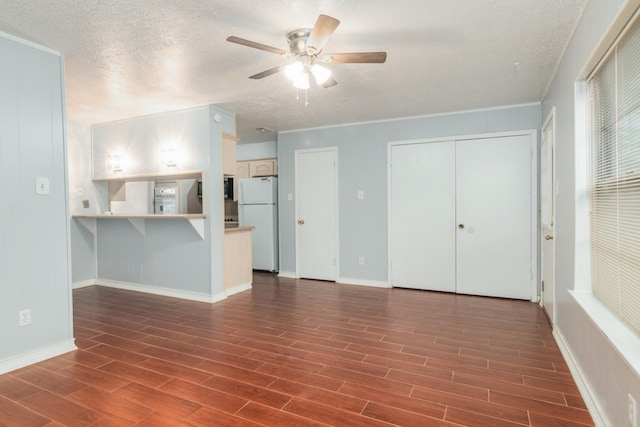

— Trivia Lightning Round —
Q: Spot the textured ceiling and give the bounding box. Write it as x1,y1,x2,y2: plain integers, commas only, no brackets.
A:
0,0,586,143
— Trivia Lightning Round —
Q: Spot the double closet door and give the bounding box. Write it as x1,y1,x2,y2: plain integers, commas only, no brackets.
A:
389,134,534,300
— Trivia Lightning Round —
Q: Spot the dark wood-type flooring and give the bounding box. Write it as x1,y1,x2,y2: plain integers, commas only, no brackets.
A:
1,272,593,426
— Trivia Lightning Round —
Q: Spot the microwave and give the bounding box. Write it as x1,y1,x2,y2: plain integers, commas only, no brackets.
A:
224,177,234,200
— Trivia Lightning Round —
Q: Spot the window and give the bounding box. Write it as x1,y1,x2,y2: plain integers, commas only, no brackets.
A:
588,18,640,334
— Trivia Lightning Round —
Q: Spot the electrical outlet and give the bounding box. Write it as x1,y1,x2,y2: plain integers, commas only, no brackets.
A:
19,309,31,326
358,256,365,265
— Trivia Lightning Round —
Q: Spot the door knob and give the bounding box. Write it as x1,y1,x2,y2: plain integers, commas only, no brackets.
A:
298,219,305,225
545,234,554,240
458,224,464,229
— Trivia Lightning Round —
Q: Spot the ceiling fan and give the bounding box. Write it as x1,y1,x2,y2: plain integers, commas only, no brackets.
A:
226,14,387,90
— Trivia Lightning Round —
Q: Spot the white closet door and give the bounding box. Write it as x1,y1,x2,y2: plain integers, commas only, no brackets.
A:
390,142,456,292
455,135,532,299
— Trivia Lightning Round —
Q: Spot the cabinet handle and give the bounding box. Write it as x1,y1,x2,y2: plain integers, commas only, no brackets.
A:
458,224,464,229
298,219,305,225
545,234,554,240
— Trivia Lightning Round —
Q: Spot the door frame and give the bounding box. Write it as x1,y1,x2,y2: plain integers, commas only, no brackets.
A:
294,147,339,280
387,130,539,301
540,107,557,321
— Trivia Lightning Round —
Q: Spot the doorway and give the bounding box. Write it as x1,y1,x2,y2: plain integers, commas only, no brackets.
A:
541,109,556,323
389,132,537,300
295,148,338,281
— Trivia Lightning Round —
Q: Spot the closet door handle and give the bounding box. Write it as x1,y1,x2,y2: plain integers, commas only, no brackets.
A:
458,224,465,229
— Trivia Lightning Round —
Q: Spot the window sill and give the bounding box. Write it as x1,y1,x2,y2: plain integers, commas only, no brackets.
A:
569,290,640,376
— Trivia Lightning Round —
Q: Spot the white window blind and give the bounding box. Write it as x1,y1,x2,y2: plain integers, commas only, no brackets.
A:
589,18,640,334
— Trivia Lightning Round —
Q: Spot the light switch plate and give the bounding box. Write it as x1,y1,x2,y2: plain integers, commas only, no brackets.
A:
35,177,50,195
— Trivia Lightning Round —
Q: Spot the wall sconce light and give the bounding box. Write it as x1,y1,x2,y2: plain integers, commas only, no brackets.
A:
160,147,178,167
165,148,177,167
107,154,123,172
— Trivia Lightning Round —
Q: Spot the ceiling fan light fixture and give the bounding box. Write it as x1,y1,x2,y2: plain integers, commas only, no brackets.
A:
311,64,331,85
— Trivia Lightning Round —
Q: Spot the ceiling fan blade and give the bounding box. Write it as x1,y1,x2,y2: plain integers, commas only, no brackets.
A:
249,66,282,79
307,14,340,53
325,52,387,64
322,77,338,88
226,36,287,56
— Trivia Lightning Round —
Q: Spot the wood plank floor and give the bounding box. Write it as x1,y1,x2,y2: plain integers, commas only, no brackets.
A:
1,272,593,426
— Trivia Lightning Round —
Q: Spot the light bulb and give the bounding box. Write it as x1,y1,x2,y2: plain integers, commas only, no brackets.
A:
284,61,304,81
311,64,331,85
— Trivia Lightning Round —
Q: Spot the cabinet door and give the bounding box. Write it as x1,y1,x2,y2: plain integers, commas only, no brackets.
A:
234,162,250,201
221,134,238,176
236,162,250,178
250,159,275,176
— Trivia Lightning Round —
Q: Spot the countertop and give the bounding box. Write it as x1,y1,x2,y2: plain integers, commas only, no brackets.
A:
224,225,254,233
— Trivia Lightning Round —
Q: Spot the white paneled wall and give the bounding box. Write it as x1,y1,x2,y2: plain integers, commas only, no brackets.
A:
0,33,74,372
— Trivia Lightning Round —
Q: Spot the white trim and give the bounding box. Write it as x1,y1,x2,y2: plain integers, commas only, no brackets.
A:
387,130,539,301
0,340,76,375
95,279,226,303
553,325,608,427
72,279,97,289
278,271,297,279
337,277,390,288
0,30,61,56
577,0,640,80
225,282,252,296
294,147,339,281
540,107,557,323
279,103,541,136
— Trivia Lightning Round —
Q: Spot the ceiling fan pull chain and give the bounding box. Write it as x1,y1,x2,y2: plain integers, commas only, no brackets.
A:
305,89,309,107
296,87,300,101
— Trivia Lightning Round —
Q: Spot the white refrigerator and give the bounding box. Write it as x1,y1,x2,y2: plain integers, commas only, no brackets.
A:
238,177,279,272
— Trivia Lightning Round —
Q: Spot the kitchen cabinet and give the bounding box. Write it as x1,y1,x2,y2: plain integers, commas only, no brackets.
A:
224,226,254,295
233,162,250,202
250,159,277,176
222,133,238,176
236,158,278,178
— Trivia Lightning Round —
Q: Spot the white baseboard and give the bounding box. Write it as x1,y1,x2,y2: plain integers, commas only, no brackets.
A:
337,277,390,288
72,279,97,289
226,282,252,296
553,328,608,427
95,278,226,304
0,339,77,375
278,271,297,279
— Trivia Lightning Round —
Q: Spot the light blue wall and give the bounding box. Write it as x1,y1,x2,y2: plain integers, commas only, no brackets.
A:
237,140,277,160
68,122,97,283
542,0,639,426
277,104,541,280
0,34,73,369
90,106,235,297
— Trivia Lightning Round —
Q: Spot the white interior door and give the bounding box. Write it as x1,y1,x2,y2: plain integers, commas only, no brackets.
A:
390,142,456,291
541,113,556,322
455,135,532,299
296,148,337,281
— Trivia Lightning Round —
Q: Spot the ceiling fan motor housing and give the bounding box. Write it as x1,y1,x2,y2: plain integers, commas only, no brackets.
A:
287,28,314,57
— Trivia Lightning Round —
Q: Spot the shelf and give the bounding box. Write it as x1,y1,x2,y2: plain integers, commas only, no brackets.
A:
92,170,204,182
72,215,206,239
73,214,206,219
